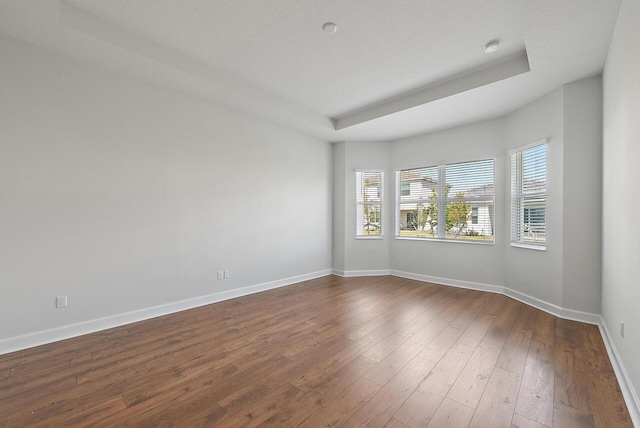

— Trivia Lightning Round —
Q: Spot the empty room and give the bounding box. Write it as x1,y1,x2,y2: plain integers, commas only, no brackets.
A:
0,0,638,427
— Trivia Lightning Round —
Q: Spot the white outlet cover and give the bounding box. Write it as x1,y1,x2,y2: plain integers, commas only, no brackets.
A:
217,271,223,280
224,270,230,279
56,295,68,308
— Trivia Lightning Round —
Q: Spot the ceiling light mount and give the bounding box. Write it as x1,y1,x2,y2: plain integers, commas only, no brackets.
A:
484,40,500,53
322,22,337,34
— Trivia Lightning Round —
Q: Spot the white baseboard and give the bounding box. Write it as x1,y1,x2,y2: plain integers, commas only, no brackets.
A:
0,269,332,356
503,288,601,325
333,269,391,277
389,269,600,325
390,270,504,294
599,318,640,427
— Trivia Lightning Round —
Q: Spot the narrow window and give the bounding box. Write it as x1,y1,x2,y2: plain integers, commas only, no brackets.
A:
511,141,547,248
356,170,383,237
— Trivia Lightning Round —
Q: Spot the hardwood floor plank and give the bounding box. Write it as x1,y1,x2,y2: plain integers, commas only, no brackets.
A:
483,298,522,348
418,324,464,363
297,376,381,427
553,402,595,428
468,367,521,428
124,392,229,427
365,318,449,386
446,341,503,409
385,418,412,428
457,313,496,348
514,340,555,427
0,275,631,427
393,342,475,427
121,361,239,408
362,334,410,362
1,375,78,425
449,292,493,330
554,328,591,412
483,293,510,317
35,397,127,428
511,413,550,428
255,388,325,427
296,354,376,396
531,310,557,345
496,304,537,375
426,397,475,428
582,369,633,427
344,355,435,427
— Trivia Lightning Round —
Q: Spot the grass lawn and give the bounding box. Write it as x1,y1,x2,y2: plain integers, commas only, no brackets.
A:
398,230,494,241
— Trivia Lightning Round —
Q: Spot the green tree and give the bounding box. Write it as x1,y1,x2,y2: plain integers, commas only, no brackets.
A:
427,187,438,236
446,192,471,237
413,203,429,234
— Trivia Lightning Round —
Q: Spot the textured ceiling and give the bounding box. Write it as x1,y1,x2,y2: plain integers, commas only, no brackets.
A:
0,0,622,141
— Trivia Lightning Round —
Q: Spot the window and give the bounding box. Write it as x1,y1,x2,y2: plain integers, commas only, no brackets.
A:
397,159,494,242
511,141,547,248
406,212,416,227
356,170,383,237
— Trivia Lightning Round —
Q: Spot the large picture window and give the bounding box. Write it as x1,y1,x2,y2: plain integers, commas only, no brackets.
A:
356,170,383,237
511,141,547,248
397,159,494,242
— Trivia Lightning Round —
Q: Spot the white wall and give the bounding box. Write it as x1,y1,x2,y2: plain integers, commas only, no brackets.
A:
333,141,391,273
390,119,506,286
602,0,640,416
562,77,603,314
504,88,565,307
332,142,346,272
0,36,332,343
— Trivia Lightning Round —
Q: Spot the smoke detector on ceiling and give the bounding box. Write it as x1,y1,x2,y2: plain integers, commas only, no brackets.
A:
322,22,338,33
484,40,500,53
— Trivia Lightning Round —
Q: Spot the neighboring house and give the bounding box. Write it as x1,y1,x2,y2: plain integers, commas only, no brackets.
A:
398,170,440,231
464,183,495,236
399,171,495,236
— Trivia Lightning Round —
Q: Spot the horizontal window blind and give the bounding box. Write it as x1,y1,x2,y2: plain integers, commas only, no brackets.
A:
399,167,439,202
356,171,383,237
511,142,547,247
445,159,495,200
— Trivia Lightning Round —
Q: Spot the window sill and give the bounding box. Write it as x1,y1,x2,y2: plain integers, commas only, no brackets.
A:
355,235,384,240
395,236,494,246
510,242,546,251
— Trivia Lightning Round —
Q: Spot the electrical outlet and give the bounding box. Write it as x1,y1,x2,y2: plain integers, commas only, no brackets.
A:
620,320,625,338
217,271,223,280
224,270,230,279
56,295,67,308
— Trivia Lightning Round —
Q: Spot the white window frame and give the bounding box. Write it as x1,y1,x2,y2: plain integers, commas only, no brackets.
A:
355,169,384,239
510,139,548,250
395,158,495,244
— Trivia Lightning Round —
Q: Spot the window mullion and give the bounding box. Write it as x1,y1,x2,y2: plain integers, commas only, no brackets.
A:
516,152,524,242
437,165,446,239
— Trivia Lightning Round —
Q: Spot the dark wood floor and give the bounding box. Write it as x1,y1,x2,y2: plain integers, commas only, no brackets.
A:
0,275,632,427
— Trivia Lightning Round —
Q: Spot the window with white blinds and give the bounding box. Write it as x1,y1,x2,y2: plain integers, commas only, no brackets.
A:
397,158,494,242
511,141,547,248
356,170,383,237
